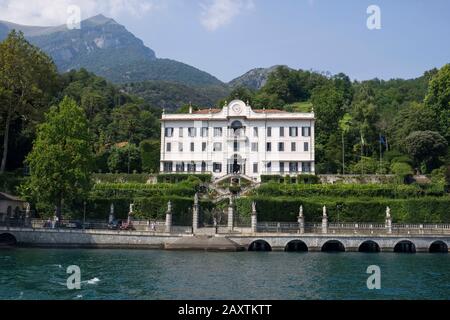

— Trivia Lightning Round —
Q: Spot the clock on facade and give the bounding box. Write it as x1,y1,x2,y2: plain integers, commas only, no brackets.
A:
231,104,243,114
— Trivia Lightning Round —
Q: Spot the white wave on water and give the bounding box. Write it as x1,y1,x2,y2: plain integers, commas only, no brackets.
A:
84,277,100,285
50,264,63,269
58,278,100,286
74,294,83,299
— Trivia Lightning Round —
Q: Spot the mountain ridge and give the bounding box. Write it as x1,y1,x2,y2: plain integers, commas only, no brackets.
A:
0,14,223,87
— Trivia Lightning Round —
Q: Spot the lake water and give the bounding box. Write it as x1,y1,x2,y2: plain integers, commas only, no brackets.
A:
0,249,449,300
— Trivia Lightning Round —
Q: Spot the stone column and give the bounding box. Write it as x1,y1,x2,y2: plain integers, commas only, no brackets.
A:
298,205,305,234
251,201,257,233
165,201,173,233
25,202,31,227
385,206,392,234
128,203,134,224
192,193,199,234
109,204,115,224
321,206,328,234
228,197,234,232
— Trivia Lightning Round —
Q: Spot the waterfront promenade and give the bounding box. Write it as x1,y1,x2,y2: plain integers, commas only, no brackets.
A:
1,220,449,253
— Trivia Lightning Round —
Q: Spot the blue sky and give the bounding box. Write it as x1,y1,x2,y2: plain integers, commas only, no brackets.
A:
1,0,449,82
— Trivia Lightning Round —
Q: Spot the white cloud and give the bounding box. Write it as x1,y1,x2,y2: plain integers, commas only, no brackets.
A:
0,0,161,26
200,0,254,32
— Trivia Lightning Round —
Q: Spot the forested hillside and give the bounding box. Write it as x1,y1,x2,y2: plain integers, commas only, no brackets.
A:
1,31,449,180
221,66,449,176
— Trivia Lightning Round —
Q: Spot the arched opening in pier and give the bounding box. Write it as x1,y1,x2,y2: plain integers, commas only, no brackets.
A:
321,240,345,252
358,241,381,253
394,240,416,253
429,241,448,253
248,240,272,252
285,240,308,252
0,233,17,246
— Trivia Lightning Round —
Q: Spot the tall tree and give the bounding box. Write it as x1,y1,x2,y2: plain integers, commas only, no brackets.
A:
424,64,450,142
403,131,448,173
339,113,353,174
23,97,94,219
0,31,58,173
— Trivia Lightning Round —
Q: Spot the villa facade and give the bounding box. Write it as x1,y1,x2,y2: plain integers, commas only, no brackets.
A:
160,100,315,182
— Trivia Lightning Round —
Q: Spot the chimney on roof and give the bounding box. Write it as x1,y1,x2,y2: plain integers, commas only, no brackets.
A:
189,102,193,114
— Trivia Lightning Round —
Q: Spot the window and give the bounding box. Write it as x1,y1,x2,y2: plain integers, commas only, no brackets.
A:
278,142,285,152
266,162,272,173
201,127,208,137
187,163,196,172
289,127,298,137
266,142,272,152
202,142,207,152
166,143,172,152
179,128,184,138
213,163,222,173
289,162,298,173
302,127,311,137
178,143,183,152
234,141,239,152
188,127,196,137
280,162,285,173
190,142,195,152
165,127,174,137
302,162,312,173
201,162,207,172
213,142,222,152
267,127,272,137
163,162,173,172
304,142,309,152
251,143,259,152
214,127,223,137
253,127,259,137
176,162,185,172
280,127,285,137
291,142,296,152
253,163,259,173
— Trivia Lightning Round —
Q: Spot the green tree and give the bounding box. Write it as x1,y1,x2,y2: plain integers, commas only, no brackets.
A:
107,103,159,144
339,113,353,174
403,131,448,173
389,102,439,148
390,162,414,184
425,64,450,141
0,31,58,173
22,97,94,218
107,143,141,173
140,139,160,173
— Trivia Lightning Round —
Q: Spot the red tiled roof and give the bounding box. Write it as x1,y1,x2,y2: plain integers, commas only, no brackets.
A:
254,109,286,113
193,109,222,114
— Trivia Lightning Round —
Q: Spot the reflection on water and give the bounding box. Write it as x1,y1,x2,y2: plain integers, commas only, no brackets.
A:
0,249,449,300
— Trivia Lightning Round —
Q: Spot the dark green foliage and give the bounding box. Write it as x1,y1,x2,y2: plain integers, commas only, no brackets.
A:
123,81,229,112
254,182,446,198
403,131,448,173
425,64,450,142
157,174,212,184
235,196,450,223
92,173,154,184
107,144,141,173
140,140,160,173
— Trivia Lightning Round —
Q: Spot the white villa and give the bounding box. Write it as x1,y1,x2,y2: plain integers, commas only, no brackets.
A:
160,99,315,182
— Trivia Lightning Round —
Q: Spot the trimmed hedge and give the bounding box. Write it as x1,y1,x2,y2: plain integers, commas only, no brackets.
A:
157,174,212,183
235,196,450,223
92,173,154,184
254,182,446,199
73,196,213,225
91,182,199,198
